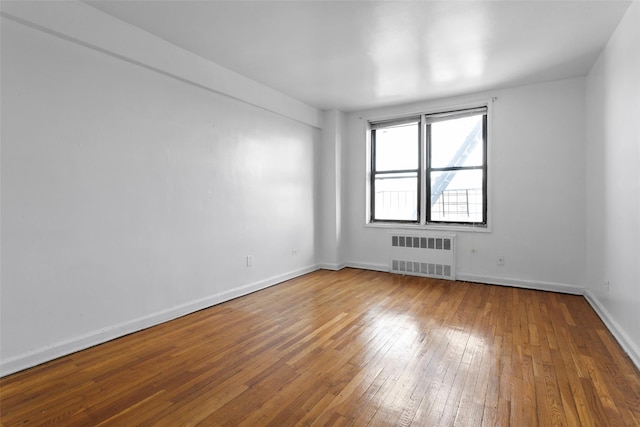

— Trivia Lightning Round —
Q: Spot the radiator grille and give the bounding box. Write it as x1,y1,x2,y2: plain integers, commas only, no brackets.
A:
389,233,456,280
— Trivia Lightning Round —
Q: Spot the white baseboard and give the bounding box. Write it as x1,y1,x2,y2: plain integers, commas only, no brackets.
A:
456,272,584,295
0,264,320,377
4,265,637,377
344,261,389,272
317,262,347,271
345,266,585,295
583,291,640,372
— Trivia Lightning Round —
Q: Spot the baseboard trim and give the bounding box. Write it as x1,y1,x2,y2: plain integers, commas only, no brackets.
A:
4,265,637,377
344,265,585,296
456,273,584,295
343,261,389,272
317,262,347,271
583,291,640,372
0,264,319,377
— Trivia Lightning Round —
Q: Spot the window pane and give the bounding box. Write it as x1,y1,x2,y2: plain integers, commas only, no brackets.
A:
430,115,483,168
430,170,483,223
375,122,419,171
374,172,418,221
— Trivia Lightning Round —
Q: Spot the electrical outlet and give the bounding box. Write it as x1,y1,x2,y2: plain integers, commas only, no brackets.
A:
497,256,505,266
292,248,298,256
604,280,610,292
246,255,252,267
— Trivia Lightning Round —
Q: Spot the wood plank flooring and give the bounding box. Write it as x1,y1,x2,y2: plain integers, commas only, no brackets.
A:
1,268,639,426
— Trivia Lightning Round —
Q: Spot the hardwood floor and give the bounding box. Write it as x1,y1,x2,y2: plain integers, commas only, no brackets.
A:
1,268,639,426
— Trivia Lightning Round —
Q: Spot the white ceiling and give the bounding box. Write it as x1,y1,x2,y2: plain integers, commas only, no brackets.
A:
87,1,631,112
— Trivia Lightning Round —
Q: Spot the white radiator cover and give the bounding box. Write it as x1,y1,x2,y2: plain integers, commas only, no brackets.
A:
389,232,456,280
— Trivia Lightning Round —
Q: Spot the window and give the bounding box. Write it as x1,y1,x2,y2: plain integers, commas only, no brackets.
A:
370,117,421,222
370,106,488,226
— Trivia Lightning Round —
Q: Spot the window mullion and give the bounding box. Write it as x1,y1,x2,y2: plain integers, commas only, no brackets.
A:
431,165,484,172
420,114,427,225
425,121,432,223
370,129,376,222
374,168,420,175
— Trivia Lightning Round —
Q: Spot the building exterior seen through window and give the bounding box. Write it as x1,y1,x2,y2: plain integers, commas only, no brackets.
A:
370,106,488,226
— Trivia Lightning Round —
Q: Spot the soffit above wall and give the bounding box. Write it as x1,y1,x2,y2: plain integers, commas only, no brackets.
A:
86,0,631,112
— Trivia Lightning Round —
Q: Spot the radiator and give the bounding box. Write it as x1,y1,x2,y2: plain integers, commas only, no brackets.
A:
389,232,456,280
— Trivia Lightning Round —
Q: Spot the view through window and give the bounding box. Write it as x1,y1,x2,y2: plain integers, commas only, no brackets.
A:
370,107,487,226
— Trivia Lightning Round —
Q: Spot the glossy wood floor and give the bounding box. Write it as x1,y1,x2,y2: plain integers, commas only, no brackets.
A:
1,269,639,426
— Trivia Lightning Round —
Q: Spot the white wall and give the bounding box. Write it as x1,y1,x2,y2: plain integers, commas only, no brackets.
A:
343,78,587,294
0,1,322,129
0,10,319,375
585,1,640,367
317,110,346,269
2,0,638,377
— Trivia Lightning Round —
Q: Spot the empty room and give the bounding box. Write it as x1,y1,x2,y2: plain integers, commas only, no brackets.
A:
1,0,639,425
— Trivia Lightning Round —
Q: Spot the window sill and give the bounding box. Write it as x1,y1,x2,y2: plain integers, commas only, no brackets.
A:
365,222,491,233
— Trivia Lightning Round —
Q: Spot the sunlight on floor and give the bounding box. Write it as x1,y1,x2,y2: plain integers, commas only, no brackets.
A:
360,307,489,422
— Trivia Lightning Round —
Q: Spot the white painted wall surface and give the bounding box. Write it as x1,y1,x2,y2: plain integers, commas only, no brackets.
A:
0,1,322,129
0,16,319,375
585,1,640,367
2,0,636,377
317,110,346,269
344,78,587,293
